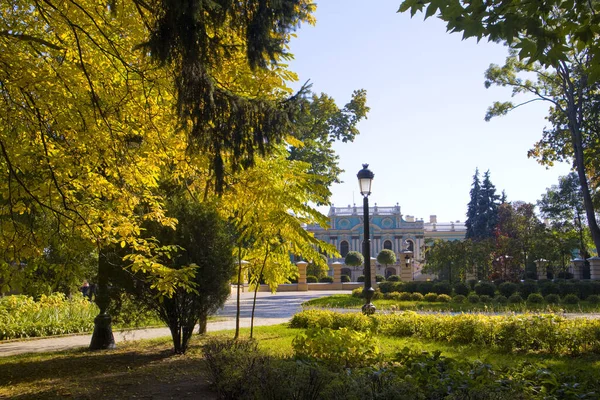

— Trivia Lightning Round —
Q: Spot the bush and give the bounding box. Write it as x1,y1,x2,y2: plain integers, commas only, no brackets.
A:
562,294,580,304
452,282,470,296
518,280,539,298
320,276,334,283
474,281,495,297
341,275,351,283
557,271,574,279
383,292,401,301
433,281,452,295
387,275,401,282
494,295,508,304
378,281,400,293
452,294,466,304
356,275,365,283
467,279,478,290
539,282,560,296
508,294,523,304
306,275,318,283
479,295,492,303
545,294,561,304
351,288,363,298
410,292,424,301
527,293,544,304
398,292,413,301
467,294,480,304
558,280,578,297
587,295,600,304
416,281,434,295
375,274,386,282
423,293,438,302
436,294,451,303
498,282,517,297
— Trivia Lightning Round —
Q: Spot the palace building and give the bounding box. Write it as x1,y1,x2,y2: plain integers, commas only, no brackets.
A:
306,204,466,281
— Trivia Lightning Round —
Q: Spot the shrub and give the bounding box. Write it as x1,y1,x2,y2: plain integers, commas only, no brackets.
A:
403,281,418,293
527,293,544,304
494,295,508,304
467,279,478,290
539,282,560,296
341,275,351,283
467,294,480,304
344,251,364,267
351,288,363,298
375,274,386,282
424,293,438,302
356,275,365,283
479,295,492,303
545,294,560,304
398,292,412,301
576,281,594,300
387,275,401,282
383,292,401,301
498,282,517,297
518,280,539,298
587,295,600,304
474,282,495,297
410,292,424,301
452,294,466,304
453,282,470,296
558,281,577,297
562,294,580,304
378,281,401,293
432,281,451,295
306,275,318,283
508,294,523,304
436,294,451,303
320,276,334,283
416,281,434,295
557,271,574,279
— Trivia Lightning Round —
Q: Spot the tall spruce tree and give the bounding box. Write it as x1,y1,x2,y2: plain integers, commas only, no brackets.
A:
465,169,481,239
477,170,500,239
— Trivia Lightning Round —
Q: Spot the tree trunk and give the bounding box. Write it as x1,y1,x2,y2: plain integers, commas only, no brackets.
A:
234,249,242,340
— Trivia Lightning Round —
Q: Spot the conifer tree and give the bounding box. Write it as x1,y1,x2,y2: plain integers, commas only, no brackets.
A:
465,169,481,239
477,170,500,239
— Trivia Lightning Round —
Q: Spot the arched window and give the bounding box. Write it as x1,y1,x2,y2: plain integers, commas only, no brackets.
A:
340,240,349,257
406,240,414,252
383,240,393,250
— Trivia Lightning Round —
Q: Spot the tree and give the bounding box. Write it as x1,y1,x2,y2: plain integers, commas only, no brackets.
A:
377,249,396,269
465,168,481,239
397,0,600,258
307,255,329,279
422,239,467,283
465,169,500,240
345,251,364,268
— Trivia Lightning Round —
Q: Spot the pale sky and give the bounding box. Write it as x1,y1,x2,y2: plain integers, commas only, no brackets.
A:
288,0,572,223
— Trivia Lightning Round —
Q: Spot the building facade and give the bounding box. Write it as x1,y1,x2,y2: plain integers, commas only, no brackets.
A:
306,204,467,281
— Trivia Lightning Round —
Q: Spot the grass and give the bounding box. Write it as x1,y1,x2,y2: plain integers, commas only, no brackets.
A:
303,294,600,313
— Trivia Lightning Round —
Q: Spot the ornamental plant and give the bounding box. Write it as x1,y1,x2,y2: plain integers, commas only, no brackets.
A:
424,293,438,302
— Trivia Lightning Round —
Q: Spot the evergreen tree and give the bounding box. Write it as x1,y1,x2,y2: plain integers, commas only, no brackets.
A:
465,168,481,239
477,170,500,239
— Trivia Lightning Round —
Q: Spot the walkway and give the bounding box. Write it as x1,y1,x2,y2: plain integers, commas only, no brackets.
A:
0,290,350,357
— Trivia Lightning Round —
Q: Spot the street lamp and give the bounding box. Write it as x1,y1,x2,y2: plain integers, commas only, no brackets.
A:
402,240,414,281
357,164,375,315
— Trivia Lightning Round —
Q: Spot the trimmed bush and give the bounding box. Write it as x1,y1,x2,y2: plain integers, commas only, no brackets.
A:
518,280,539,298
539,282,560,296
587,294,600,304
545,294,560,304
562,294,580,304
398,292,412,301
410,292,424,301
467,279,478,290
527,293,544,304
351,288,363,298
416,281,434,295
387,275,401,282
433,281,452,295
357,275,365,283
474,281,495,297
424,293,438,302
558,281,577,297
508,294,523,304
467,294,480,304
320,276,334,283
452,294,466,304
453,282,470,296
306,275,318,283
436,294,451,303
494,295,508,304
341,275,351,283
378,281,403,293
498,282,517,297
375,274,386,282
383,292,401,301
479,295,492,303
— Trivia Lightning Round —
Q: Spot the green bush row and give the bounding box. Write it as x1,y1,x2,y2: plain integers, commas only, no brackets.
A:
290,309,600,355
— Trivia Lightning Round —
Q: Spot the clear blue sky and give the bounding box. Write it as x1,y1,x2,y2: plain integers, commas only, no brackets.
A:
288,0,572,223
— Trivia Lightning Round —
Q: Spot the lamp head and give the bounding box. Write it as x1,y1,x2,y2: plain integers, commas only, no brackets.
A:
357,164,374,197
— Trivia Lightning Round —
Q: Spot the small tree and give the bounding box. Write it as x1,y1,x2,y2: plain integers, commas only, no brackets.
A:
377,249,396,269
345,251,364,268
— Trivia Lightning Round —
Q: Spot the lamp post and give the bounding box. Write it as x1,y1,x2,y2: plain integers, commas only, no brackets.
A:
402,241,413,282
357,164,375,315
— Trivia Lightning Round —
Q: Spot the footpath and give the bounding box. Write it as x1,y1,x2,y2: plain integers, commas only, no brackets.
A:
0,290,349,357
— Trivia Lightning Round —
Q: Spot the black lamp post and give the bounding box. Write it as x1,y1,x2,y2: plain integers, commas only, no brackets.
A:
357,164,375,315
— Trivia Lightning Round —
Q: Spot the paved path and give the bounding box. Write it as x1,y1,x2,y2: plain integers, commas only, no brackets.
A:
0,290,350,357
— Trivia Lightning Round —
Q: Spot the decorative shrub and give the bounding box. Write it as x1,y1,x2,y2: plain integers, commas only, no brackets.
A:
319,276,334,283
474,282,495,297
467,279,478,290
467,294,480,304
508,294,523,303
545,294,561,304
436,294,451,303
387,275,401,282
416,281,434,295
527,293,544,304
557,271,574,279
558,281,578,296
587,295,600,304
341,275,351,283
453,282,470,296
351,288,363,298
384,292,401,301
452,294,466,304
356,275,365,283
403,281,418,293
562,294,580,304
306,275,318,283
479,295,492,303
433,281,452,295
398,292,412,301
539,282,560,296
494,295,508,304
518,280,539,298
375,274,386,282
498,282,517,297
424,293,438,302
410,292,424,301
378,282,403,293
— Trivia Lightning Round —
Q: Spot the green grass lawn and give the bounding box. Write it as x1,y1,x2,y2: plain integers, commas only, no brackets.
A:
3,323,600,399
303,294,600,313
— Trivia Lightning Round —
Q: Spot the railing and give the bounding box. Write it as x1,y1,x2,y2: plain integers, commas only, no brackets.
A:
329,206,401,216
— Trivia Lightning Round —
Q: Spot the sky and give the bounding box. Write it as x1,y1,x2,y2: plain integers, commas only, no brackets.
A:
287,0,572,223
